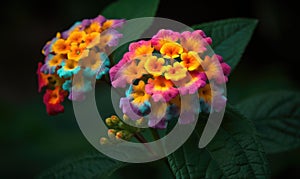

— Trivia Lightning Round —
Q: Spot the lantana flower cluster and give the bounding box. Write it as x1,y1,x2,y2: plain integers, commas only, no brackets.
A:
110,29,231,128
37,15,124,115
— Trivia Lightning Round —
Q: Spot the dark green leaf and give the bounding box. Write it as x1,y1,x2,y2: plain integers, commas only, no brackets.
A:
101,0,160,19
168,105,270,178
193,18,258,70
37,151,127,178
237,91,300,154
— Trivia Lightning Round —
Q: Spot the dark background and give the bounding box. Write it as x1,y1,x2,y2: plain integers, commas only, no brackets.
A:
0,0,299,178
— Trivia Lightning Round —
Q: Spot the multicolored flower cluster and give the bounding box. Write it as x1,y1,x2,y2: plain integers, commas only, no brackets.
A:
110,29,231,128
37,16,231,133
37,15,124,115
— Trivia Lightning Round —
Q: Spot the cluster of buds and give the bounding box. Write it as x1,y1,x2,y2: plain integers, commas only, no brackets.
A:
100,115,147,144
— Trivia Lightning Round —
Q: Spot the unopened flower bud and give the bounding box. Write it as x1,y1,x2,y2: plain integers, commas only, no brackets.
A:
108,129,117,139
115,130,132,141
115,131,123,140
100,137,109,145
123,114,130,122
136,117,146,127
111,115,120,124
105,118,113,126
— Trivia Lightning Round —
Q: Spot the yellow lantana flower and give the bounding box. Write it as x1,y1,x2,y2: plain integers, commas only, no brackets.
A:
144,56,166,76
160,42,183,59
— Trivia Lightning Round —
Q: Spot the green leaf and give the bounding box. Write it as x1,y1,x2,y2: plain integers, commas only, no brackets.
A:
167,105,270,178
101,0,160,19
193,18,258,70
37,151,127,178
237,91,300,154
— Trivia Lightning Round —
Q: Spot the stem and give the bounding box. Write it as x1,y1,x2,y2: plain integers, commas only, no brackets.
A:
134,132,147,143
134,133,156,156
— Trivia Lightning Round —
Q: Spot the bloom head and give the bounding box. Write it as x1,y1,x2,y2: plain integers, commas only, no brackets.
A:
37,15,124,115
110,28,231,128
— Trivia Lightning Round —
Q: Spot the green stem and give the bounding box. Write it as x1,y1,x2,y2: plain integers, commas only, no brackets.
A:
134,133,156,156
134,132,147,143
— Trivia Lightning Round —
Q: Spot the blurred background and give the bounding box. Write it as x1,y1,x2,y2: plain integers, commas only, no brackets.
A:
0,0,299,178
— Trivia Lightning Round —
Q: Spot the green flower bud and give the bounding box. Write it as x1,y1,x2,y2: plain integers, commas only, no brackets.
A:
105,118,113,127
136,117,147,127
115,130,133,141
108,129,117,139
100,137,109,145
123,114,130,122
111,115,120,124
